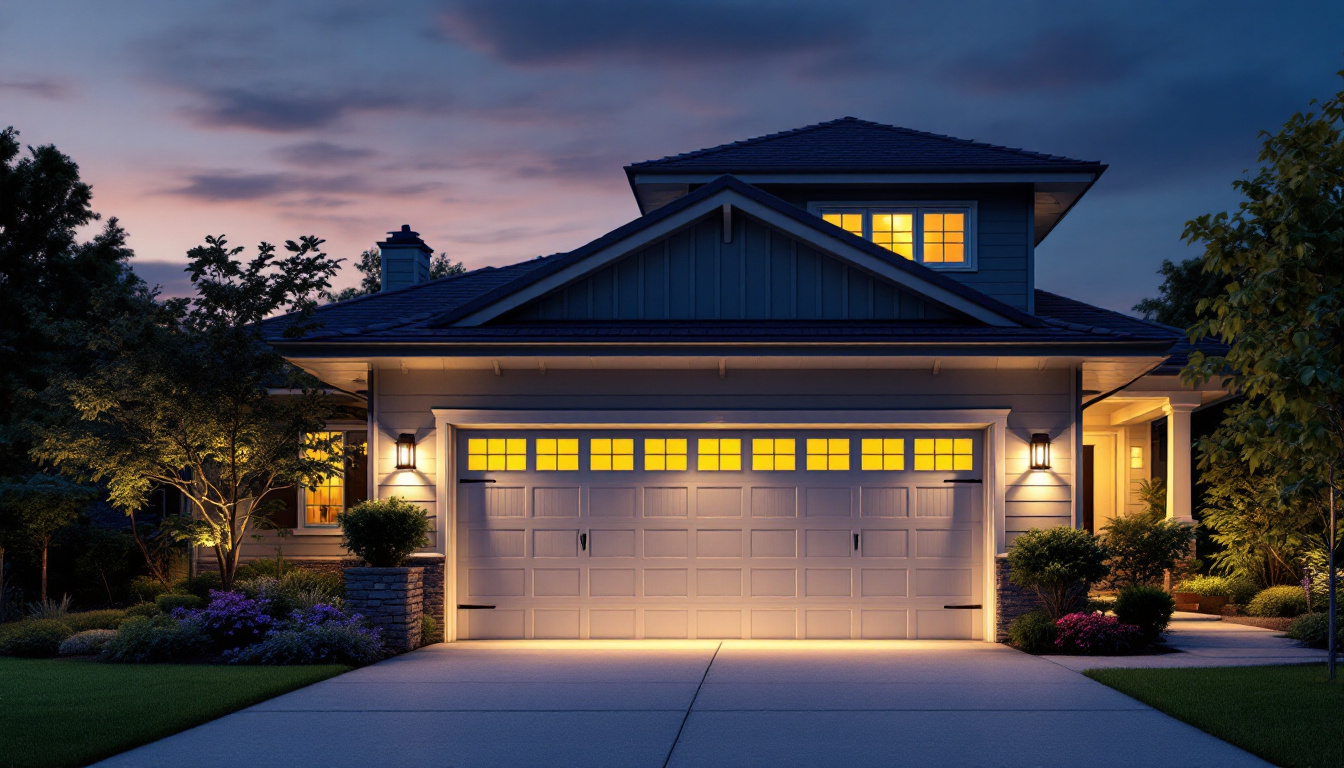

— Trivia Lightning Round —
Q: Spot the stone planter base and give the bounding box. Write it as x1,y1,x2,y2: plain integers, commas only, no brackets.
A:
343,567,424,652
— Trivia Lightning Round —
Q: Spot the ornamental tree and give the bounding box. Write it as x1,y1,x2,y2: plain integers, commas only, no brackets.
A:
1183,75,1344,675
0,474,91,602
35,235,345,588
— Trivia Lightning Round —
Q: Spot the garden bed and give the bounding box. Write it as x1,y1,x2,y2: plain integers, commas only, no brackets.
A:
1220,615,1295,631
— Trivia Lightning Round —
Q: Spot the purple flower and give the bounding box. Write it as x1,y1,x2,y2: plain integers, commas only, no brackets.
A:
1054,612,1143,655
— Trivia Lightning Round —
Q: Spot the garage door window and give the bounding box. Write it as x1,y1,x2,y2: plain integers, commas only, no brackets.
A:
861,438,905,471
806,438,851,470
536,438,579,471
644,438,688,471
468,438,527,471
751,438,796,471
697,438,742,471
590,438,635,471
913,438,974,471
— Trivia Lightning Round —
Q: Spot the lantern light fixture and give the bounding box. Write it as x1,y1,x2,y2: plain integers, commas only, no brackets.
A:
395,433,416,470
1029,433,1051,471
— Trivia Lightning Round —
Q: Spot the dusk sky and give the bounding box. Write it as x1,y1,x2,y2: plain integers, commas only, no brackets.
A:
2,1,1340,311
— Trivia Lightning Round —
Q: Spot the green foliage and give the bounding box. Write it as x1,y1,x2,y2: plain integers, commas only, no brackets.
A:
0,474,93,600
1174,575,1259,605
58,628,117,655
155,593,203,613
420,614,438,647
1245,586,1309,618
27,594,72,619
65,609,129,632
235,570,344,616
103,615,209,663
1135,478,1167,520
1008,611,1058,654
0,618,73,657
34,233,345,588
226,623,384,666
233,558,289,581
338,497,431,568
1099,512,1194,589
1199,453,1318,587
124,602,160,619
128,575,172,604
326,248,466,302
172,572,223,600
1086,597,1116,614
1006,527,1109,618
1114,585,1176,642
1285,613,1343,649
1133,257,1229,330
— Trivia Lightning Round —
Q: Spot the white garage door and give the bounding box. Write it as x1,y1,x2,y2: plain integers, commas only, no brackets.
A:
455,429,984,640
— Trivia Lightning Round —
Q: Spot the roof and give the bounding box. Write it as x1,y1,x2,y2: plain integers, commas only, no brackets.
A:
626,117,1105,175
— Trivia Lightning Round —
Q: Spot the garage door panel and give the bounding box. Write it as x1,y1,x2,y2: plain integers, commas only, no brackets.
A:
462,609,524,639
533,529,578,558
804,568,852,597
805,609,851,639
750,568,797,597
860,529,907,558
861,610,908,639
697,487,743,517
916,609,973,639
914,568,973,598
804,529,851,558
533,609,580,639
644,568,689,597
860,487,908,518
751,529,798,558
804,487,852,517
533,568,580,597
915,529,973,559
644,487,688,517
750,487,797,517
751,609,797,639
589,529,636,557
696,610,742,638
696,568,743,597
915,486,981,522
590,609,636,639
533,487,580,517
696,529,742,558
468,528,525,558
590,568,636,597
469,568,525,597
483,486,527,518
644,529,689,558
860,569,908,597
645,610,689,638
589,487,636,517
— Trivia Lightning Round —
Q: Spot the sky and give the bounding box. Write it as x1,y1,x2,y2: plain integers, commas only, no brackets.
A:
1,1,1340,312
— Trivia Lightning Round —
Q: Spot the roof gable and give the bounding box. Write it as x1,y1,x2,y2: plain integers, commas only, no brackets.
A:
626,117,1103,174
432,176,1040,329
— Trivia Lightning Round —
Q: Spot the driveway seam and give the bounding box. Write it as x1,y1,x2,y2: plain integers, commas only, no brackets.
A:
661,641,721,768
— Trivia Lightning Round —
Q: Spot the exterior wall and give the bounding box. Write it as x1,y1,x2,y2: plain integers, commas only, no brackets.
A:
1124,423,1151,516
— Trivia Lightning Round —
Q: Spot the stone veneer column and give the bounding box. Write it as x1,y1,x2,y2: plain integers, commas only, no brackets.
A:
411,555,446,643
993,554,1041,642
343,566,423,652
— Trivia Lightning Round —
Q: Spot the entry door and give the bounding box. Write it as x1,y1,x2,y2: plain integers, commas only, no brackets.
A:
455,429,984,640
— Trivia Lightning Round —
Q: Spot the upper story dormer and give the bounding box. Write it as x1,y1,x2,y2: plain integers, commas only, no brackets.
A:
625,118,1106,314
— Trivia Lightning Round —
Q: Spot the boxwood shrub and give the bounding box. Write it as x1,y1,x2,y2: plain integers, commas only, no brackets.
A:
338,497,432,568
1114,585,1175,642
1286,613,1344,649
1246,586,1309,618
0,619,74,657
1008,611,1057,654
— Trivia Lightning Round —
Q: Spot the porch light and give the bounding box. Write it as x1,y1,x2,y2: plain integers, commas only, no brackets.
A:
1029,433,1051,471
395,433,416,470
1130,446,1144,469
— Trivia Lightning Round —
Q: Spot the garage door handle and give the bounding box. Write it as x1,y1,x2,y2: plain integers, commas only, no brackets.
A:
853,533,860,551
459,478,496,484
458,604,496,610
943,604,982,610
943,479,982,484
580,532,587,551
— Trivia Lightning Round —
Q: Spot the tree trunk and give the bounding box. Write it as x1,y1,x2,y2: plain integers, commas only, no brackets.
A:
1329,468,1337,682
40,539,48,603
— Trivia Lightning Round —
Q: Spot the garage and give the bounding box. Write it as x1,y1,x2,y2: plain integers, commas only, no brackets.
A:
454,428,985,640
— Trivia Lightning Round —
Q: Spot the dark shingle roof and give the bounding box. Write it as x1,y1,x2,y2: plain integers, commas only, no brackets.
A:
1033,290,1179,341
627,117,1104,174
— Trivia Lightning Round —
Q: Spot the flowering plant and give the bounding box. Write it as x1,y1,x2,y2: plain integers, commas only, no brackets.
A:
1053,612,1144,655
174,590,273,651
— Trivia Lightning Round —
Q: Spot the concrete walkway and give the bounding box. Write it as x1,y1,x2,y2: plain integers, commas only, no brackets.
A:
1044,613,1329,671
96,639,1273,768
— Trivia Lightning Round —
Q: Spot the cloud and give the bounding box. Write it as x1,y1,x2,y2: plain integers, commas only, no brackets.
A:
181,86,441,132
273,141,378,166
944,24,1148,96
168,171,367,201
0,77,72,99
438,0,856,66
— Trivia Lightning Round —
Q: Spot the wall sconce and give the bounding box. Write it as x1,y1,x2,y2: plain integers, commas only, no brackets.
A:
1029,433,1051,470
395,433,416,470
1130,446,1144,469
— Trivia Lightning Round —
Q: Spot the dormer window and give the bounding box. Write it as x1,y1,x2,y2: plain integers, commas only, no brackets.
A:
816,203,976,271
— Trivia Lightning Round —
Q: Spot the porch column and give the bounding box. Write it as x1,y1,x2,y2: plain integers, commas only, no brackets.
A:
1163,402,1197,521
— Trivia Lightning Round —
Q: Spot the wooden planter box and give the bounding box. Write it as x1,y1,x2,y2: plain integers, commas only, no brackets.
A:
1196,595,1228,614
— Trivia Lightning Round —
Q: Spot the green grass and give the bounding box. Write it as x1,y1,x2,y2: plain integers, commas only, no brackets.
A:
0,658,348,768
1086,664,1344,768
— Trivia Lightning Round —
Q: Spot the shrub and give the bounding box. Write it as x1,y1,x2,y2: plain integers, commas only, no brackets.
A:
27,594,73,619
1285,613,1344,649
156,594,204,613
233,559,289,582
103,615,209,663
187,591,273,651
0,619,73,657
127,575,172,604
1006,527,1109,618
1008,611,1057,654
1086,597,1117,615
173,572,224,600
124,602,160,619
1099,514,1194,589
236,571,342,617
338,497,432,568
227,623,383,666
1053,612,1143,655
1113,585,1175,642
66,609,129,631
280,568,344,599
420,614,438,647
1245,586,1309,618
1175,575,1231,596
58,629,117,655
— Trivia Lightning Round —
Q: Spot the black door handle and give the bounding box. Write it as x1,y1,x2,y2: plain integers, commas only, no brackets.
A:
943,604,982,610
943,479,982,484
580,532,587,551
853,533,860,551
459,478,496,484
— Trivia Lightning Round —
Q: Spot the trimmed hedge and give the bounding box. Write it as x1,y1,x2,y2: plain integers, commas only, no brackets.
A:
0,619,74,657
1285,613,1344,649
1245,586,1309,618
1008,611,1057,654
1114,585,1175,642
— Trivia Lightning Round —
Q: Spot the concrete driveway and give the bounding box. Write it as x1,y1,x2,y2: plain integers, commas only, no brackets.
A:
97,640,1270,768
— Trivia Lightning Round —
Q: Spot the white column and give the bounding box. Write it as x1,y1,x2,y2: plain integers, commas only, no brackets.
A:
1164,403,1197,521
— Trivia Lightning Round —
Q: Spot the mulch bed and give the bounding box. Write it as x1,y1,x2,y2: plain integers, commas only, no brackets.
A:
1219,615,1294,631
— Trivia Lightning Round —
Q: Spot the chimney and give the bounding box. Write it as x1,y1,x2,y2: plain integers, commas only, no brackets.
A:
378,225,432,292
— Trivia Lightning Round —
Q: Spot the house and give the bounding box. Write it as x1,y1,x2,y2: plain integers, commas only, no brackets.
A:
252,118,1227,642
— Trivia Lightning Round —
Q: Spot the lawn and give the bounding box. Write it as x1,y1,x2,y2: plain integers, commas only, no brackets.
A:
0,658,348,768
1086,664,1344,768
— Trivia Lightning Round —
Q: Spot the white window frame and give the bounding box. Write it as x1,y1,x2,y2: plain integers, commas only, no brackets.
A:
295,421,367,535
808,201,978,272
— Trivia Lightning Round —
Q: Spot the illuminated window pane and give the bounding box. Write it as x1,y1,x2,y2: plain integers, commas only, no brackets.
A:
823,211,863,238
591,438,634,471
860,437,905,471
913,436,974,471
751,438,796,471
468,437,526,472
645,438,688,471
924,212,966,264
305,431,344,525
698,438,742,471
806,438,850,470
536,438,579,471
871,211,915,259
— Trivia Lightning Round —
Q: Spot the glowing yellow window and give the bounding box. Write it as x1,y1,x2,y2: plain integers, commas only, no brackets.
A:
923,212,966,264
751,438,796,471
806,438,850,471
304,431,343,525
822,212,863,238
860,438,905,471
467,438,527,471
536,438,579,471
645,438,688,471
871,212,915,259
590,438,634,471
913,437,974,471
697,438,741,471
